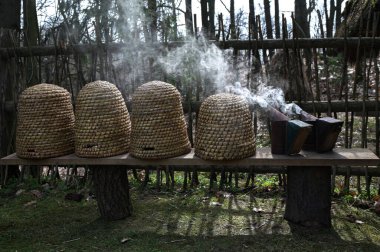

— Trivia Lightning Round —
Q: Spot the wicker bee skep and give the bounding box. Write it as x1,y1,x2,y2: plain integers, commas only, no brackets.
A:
130,81,191,159
16,84,75,159
195,93,256,160
75,81,131,157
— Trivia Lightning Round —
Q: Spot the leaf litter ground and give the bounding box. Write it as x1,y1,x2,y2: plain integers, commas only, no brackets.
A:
1,177,380,251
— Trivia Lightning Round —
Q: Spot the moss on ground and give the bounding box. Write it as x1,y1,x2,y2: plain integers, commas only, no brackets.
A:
0,178,380,251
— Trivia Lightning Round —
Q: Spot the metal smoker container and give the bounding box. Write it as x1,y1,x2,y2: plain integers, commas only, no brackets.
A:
16,84,75,159
130,81,191,159
300,112,343,152
195,93,256,160
75,81,131,157
269,107,312,155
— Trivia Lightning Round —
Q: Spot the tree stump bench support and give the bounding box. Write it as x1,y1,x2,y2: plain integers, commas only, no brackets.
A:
92,165,132,220
285,166,332,228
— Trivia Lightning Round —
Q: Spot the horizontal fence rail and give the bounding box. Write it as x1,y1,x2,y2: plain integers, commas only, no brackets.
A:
4,100,380,114
1,38,380,58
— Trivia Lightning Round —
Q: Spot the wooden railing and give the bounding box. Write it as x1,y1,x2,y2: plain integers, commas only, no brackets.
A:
1,38,379,58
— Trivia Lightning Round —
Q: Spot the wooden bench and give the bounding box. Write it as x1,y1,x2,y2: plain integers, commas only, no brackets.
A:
1,148,379,228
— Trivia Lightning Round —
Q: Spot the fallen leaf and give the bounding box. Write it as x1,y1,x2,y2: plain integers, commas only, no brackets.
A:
65,193,84,202
352,199,372,209
252,207,263,213
202,197,209,202
62,238,80,243
373,201,380,215
164,239,186,244
30,190,43,199
121,237,132,244
41,183,50,191
216,191,233,199
223,192,233,198
346,214,356,223
373,195,380,201
86,195,95,201
346,214,364,224
15,189,25,196
24,200,37,207
210,202,222,206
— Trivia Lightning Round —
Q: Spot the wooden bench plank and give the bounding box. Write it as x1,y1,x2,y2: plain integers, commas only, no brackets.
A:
1,148,379,166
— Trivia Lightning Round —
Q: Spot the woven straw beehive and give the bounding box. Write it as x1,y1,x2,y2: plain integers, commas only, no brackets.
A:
75,81,131,157
16,84,75,159
195,93,256,160
130,81,191,159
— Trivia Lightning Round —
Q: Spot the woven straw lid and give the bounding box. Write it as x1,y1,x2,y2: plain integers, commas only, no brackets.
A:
75,80,131,157
16,83,75,159
130,81,191,159
195,93,256,160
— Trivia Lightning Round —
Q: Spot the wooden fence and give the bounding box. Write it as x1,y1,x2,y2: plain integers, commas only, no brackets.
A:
0,36,379,194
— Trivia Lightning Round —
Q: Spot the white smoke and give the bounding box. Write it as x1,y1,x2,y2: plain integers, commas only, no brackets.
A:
158,35,305,117
224,81,304,117
113,2,302,117
158,37,233,92
116,0,145,41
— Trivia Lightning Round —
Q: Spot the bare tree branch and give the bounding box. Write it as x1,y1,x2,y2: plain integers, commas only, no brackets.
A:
219,0,230,12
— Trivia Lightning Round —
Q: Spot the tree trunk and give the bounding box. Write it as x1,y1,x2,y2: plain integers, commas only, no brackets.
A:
0,0,21,29
230,0,237,39
92,166,132,220
170,0,178,41
23,0,40,178
23,0,39,87
0,0,21,182
200,0,209,37
263,0,273,39
208,0,215,38
295,0,310,37
148,0,157,42
185,0,193,36
284,166,332,228
264,0,274,57
335,0,343,31
200,0,215,39
249,0,257,38
274,0,280,39
328,0,336,38
324,0,336,38
249,0,260,71
23,0,39,48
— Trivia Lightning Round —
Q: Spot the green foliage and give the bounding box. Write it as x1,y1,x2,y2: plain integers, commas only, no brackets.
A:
255,174,279,189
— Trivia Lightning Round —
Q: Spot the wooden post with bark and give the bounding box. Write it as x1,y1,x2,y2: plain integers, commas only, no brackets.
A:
285,166,332,228
0,0,21,183
92,165,132,220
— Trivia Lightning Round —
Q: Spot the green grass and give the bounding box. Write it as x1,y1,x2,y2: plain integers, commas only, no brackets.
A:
1,176,380,251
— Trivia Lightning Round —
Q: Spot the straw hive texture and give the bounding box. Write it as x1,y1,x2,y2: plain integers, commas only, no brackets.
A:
75,81,131,157
130,81,191,159
16,84,75,159
195,93,256,160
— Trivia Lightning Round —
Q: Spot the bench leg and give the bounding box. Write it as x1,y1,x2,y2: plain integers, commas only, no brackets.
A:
284,166,331,228
92,165,132,220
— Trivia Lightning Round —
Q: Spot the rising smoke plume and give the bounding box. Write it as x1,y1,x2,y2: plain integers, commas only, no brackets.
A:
115,0,301,116
158,36,303,116
158,36,233,94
